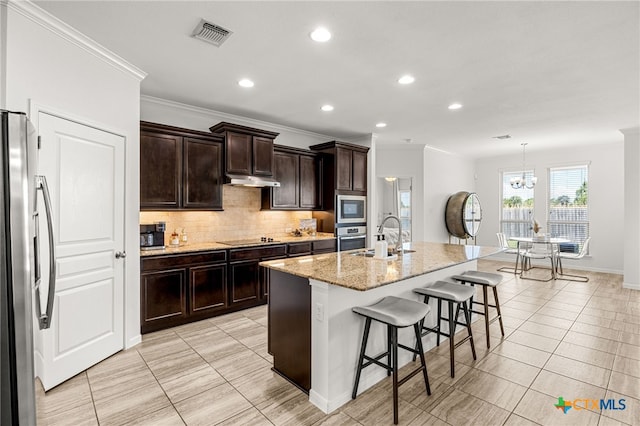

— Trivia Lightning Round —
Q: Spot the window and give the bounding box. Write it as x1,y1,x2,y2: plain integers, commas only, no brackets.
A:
501,170,535,242
548,165,589,252
399,189,411,235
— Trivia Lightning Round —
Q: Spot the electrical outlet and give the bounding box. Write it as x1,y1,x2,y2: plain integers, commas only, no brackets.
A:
285,227,292,233
315,303,324,321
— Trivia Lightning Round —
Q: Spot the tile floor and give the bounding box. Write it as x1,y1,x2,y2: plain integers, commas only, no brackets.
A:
36,259,640,425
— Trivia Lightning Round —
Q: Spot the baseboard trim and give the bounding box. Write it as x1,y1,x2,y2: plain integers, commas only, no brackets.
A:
126,334,142,349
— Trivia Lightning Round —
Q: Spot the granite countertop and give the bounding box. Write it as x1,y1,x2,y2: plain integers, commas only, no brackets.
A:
140,233,336,257
260,241,503,291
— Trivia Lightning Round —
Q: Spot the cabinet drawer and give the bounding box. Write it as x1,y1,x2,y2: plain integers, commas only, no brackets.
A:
312,239,336,252
229,245,287,261
288,242,312,256
142,250,227,272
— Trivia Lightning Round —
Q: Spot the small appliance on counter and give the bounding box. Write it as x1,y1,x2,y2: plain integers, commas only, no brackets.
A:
140,222,166,250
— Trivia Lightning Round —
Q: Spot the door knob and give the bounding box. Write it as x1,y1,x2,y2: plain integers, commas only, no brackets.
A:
115,251,127,259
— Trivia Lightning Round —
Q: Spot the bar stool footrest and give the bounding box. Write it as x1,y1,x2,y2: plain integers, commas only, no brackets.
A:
397,343,421,355
420,325,450,339
471,301,499,309
453,334,473,349
397,365,429,388
362,352,392,371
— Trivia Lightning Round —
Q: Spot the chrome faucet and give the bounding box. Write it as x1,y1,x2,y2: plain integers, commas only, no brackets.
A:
378,215,403,255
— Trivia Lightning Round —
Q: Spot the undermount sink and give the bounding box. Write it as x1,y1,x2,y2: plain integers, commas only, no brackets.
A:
352,250,376,257
351,249,416,257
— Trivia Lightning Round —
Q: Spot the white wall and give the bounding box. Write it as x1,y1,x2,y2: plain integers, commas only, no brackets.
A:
622,128,640,289
3,0,144,347
475,142,625,274
376,145,425,241
424,147,476,243
376,144,475,243
141,95,332,150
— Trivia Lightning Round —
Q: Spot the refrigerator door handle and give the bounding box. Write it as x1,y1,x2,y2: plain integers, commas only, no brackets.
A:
33,210,41,290
35,175,56,330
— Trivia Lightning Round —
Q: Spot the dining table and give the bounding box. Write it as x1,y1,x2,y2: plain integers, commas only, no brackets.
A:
509,236,570,280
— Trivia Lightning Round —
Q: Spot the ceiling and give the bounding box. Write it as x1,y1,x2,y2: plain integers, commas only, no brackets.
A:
35,1,639,158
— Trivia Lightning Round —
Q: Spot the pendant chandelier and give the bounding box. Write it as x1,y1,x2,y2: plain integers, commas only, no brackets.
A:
510,143,537,189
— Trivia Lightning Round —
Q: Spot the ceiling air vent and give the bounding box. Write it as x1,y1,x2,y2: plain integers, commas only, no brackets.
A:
192,19,232,47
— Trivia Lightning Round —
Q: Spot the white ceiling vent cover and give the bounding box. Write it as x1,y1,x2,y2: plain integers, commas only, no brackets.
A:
192,19,232,47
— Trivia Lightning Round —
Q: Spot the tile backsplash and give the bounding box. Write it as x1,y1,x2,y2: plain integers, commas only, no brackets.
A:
140,185,312,244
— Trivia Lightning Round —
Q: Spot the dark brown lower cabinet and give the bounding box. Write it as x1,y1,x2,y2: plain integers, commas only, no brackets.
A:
260,255,284,300
229,260,261,307
228,245,287,309
141,268,188,332
190,264,227,315
140,250,227,334
312,239,336,253
287,242,312,257
140,241,334,334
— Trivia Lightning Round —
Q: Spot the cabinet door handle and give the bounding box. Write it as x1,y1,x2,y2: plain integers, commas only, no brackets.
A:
115,251,127,259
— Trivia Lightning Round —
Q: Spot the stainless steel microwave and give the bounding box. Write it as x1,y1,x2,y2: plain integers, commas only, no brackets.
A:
336,195,366,224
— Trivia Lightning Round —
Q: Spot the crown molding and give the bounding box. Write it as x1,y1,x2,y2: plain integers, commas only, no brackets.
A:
376,142,427,151
141,95,336,140
4,0,146,81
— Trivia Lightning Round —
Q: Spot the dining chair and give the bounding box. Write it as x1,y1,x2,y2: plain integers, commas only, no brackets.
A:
556,237,591,282
521,242,557,282
495,232,526,274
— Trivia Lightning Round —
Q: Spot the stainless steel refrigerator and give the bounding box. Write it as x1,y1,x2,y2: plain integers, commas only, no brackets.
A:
1,110,55,425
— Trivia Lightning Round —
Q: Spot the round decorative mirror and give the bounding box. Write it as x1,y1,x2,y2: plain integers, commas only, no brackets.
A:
445,191,482,239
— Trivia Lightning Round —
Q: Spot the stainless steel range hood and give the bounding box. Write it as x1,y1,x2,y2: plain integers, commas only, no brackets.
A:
226,174,281,188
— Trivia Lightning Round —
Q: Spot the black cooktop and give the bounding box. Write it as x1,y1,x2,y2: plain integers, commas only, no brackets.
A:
217,237,281,246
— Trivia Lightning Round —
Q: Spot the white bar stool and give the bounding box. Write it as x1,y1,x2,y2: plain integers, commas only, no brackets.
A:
413,281,476,378
452,270,505,348
352,296,431,425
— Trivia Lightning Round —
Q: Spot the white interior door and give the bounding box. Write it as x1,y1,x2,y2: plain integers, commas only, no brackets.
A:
34,112,125,390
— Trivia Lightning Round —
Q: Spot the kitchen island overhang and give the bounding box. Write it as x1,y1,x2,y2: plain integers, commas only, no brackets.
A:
261,242,503,414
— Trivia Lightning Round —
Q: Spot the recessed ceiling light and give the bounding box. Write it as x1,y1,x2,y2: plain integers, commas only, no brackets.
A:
310,27,331,42
321,104,334,112
448,103,463,110
376,122,387,128
238,79,254,88
398,75,415,85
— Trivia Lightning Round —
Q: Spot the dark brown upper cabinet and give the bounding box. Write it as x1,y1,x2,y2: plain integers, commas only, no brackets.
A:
299,154,321,209
140,121,223,210
310,141,369,199
209,122,279,178
335,147,353,191
351,149,368,192
224,132,252,175
140,131,182,209
262,146,322,210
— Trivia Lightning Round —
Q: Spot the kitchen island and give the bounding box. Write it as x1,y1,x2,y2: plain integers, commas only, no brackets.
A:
260,242,502,414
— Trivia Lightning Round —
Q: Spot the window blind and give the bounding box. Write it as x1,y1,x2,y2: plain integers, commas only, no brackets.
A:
548,165,589,251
